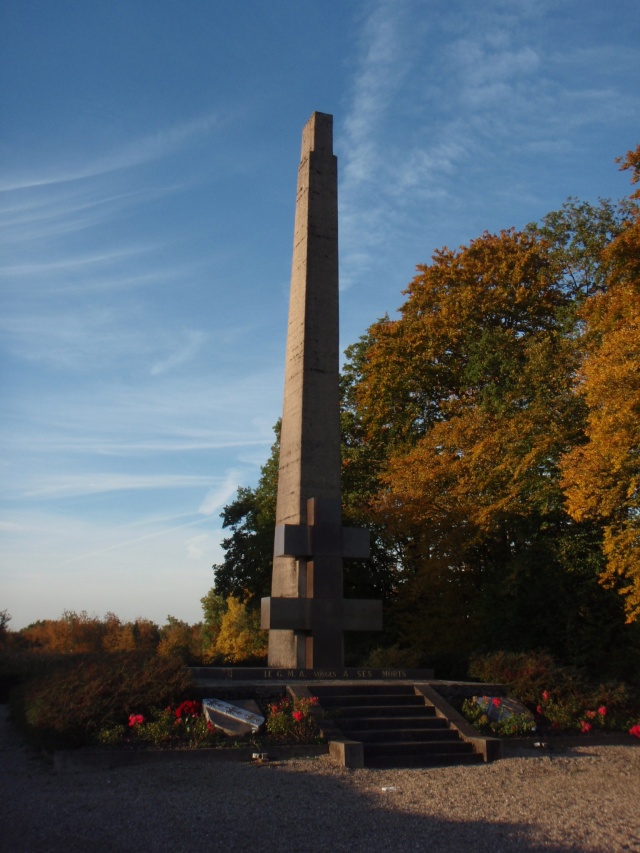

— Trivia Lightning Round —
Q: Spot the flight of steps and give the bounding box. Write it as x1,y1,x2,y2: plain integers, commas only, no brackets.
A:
312,683,483,769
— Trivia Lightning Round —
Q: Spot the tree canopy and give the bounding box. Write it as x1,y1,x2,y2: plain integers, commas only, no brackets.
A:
207,147,640,676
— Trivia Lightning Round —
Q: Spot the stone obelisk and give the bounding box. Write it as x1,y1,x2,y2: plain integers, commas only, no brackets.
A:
261,112,381,670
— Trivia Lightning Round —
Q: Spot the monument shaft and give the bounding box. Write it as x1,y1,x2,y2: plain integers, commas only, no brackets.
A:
277,112,341,533
262,112,381,669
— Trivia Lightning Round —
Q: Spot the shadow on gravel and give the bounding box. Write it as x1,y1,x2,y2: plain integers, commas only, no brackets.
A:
0,744,589,853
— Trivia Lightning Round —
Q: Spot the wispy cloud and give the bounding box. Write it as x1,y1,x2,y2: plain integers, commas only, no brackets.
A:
1,245,153,278
0,113,218,193
0,371,281,461
51,513,216,569
198,470,243,516
21,473,217,500
0,184,184,245
338,0,635,298
150,330,207,376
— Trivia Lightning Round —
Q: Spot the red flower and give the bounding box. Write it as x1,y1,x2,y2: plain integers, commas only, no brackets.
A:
128,714,144,727
580,721,592,734
492,697,502,707
292,710,304,723
629,724,640,739
174,700,200,720
310,697,319,705
542,691,550,702
586,710,596,719
597,706,607,716
536,705,543,716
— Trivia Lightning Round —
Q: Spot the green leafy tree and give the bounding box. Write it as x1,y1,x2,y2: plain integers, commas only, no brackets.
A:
211,424,280,603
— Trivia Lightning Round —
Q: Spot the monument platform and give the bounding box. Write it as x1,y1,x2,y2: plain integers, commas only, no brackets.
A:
190,666,435,683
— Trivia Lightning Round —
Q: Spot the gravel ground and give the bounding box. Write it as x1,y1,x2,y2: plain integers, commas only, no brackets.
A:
1,705,639,853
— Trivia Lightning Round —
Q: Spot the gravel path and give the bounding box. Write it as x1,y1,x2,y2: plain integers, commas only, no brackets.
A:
1,705,639,852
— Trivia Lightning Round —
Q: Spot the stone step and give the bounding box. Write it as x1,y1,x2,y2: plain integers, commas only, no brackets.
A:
364,739,475,757
316,693,426,708
365,752,484,769
345,728,461,743
327,703,434,718
338,715,448,731
312,684,416,697
310,682,487,769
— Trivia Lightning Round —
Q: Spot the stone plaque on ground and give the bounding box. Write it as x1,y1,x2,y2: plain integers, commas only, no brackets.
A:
203,699,264,736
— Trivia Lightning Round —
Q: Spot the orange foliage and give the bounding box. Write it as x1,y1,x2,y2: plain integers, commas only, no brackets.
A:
362,229,579,544
561,149,640,620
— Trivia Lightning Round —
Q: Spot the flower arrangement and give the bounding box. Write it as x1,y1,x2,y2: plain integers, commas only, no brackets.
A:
99,700,228,749
265,695,323,743
460,696,536,737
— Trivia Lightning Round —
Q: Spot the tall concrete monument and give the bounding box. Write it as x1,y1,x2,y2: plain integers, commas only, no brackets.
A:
261,112,382,670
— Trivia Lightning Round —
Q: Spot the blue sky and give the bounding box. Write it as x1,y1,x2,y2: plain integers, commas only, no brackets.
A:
1,0,638,630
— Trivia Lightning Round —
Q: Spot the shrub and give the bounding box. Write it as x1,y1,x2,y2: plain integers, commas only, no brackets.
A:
468,650,587,705
17,651,193,748
467,650,640,734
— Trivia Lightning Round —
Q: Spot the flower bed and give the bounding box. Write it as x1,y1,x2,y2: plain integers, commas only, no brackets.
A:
96,694,324,750
460,691,640,739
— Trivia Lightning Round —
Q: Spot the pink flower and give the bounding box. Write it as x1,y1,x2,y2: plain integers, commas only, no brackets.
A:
629,724,640,739
580,721,592,734
542,691,549,702
492,697,502,707
128,714,144,727
292,710,304,723
597,706,607,716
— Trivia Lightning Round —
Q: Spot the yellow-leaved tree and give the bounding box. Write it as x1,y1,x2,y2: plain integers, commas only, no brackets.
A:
214,596,267,663
561,146,640,621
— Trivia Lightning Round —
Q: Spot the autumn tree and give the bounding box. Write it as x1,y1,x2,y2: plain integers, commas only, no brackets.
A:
561,146,640,622
101,613,160,653
157,615,203,663
0,611,11,648
207,181,638,674
349,210,636,672
200,589,228,661
214,596,267,663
